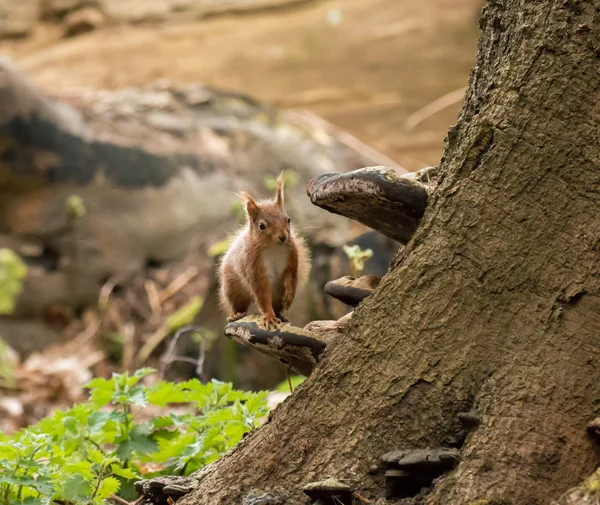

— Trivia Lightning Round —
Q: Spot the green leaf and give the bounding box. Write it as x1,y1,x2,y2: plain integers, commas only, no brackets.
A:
110,465,139,480
84,377,114,391
61,462,94,480
128,386,149,407
148,382,187,407
96,476,120,500
87,448,105,465
131,367,155,385
60,473,94,503
116,425,158,461
85,378,115,408
88,410,125,435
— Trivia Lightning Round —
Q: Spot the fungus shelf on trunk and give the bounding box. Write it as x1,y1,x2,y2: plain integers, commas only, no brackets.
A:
224,315,326,376
380,448,460,499
324,275,381,307
306,166,437,244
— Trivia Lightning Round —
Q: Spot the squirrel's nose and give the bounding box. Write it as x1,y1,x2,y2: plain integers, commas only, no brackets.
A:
278,233,288,243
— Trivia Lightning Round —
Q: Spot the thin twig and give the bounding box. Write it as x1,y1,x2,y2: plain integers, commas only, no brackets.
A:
287,370,293,393
404,87,467,132
109,494,133,505
158,325,207,381
144,280,162,316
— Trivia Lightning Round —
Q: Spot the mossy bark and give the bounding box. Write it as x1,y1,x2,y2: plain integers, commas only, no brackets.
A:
179,1,600,504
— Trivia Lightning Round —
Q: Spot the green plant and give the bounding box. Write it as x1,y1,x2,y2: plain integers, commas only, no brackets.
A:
0,369,269,504
342,245,373,278
0,249,27,315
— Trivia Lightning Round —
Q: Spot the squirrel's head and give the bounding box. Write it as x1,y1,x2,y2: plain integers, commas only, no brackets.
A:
238,172,291,246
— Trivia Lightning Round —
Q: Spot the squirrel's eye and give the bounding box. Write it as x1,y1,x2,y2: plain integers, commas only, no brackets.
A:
259,221,267,231
287,217,291,224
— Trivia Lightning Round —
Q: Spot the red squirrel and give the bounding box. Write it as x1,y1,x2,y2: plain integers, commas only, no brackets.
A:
219,172,311,329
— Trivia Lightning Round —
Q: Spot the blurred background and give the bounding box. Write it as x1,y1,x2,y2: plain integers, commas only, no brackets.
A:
0,0,482,430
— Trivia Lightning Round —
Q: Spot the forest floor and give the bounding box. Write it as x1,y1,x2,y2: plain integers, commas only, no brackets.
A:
1,0,481,172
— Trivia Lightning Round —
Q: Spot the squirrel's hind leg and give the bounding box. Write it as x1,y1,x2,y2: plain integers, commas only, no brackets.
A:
220,263,251,322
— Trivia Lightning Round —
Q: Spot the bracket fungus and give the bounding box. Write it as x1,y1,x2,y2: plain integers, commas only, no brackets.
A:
306,166,435,244
134,475,200,504
380,448,460,498
324,275,380,307
224,315,326,376
302,478,352,505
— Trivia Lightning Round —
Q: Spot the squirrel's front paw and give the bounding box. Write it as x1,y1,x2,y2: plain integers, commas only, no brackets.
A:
262,311,280,330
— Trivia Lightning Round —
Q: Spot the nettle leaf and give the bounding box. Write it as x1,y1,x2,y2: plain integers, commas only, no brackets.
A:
200,425,226,450
222,421,247,445
0,475,40,488
211,380,233,406
87,448,105,465
0,444,18,460
84,377,114,392
23,475,54,497
245,391,269,416
87,410,125,435
116,425,158,461
61,462,94,480
59,473,94,503
203,406,239,425
180,379,212,407
153,434,195,463
149,415,176,429
148,382,187,407
128,386,149,407
88,387,115,408
128,368,155,388
96,475,120,500
110,464,139,480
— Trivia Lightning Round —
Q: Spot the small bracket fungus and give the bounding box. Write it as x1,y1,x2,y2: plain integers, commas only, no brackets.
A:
224,315,326,376
380,448,460,498
324,275,381,307
134,475,200,504
302,478,353,505
458,410,482,429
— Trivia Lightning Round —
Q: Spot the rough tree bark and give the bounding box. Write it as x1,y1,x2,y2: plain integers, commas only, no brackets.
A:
174,1,600,504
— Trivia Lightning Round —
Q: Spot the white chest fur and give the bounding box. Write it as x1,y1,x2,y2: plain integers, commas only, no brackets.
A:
262,246,287,287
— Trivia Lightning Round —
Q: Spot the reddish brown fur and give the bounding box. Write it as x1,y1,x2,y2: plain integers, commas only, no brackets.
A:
218,172,310,329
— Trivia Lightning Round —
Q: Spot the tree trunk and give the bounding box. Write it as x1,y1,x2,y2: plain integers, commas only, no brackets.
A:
178,1,600,504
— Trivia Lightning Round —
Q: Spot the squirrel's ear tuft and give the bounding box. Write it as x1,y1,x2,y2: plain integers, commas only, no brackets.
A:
238,191,260,220
275,171,285,207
